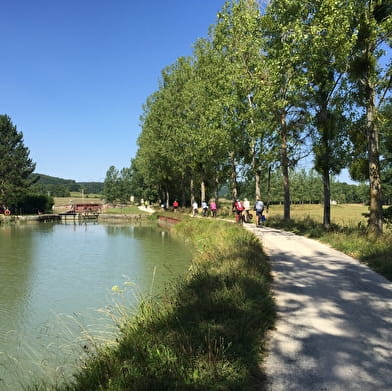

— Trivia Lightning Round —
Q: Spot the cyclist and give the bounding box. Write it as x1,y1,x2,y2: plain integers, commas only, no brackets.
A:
254,198,264,227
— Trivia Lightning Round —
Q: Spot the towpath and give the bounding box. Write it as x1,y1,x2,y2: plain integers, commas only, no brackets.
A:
244,224,392,391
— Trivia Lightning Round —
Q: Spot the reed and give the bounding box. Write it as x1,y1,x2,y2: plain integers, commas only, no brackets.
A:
30,219,275,391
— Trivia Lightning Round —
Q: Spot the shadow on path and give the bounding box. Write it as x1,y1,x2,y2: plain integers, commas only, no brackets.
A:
245,224,392,391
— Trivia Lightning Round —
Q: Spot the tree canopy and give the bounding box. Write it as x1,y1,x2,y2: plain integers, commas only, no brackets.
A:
107,0,391,234
0,115,36,206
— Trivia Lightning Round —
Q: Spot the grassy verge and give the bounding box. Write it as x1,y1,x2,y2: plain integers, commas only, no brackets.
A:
266,216,392,282
32,219,275,391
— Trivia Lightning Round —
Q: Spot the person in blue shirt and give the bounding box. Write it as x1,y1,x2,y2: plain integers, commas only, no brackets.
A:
254,198,264,227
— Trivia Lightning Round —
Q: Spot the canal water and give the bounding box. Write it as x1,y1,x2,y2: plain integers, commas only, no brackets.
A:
0,222,192,390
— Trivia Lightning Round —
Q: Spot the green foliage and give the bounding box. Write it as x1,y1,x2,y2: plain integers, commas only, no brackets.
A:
103,165,133,204
383,206,392,226
29,174,104,197
109,0,390,228
0,115,36,205
380,101,392,204
14,193,54,214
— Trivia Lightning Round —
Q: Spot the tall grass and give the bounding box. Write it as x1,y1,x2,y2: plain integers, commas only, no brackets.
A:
30,219,275,391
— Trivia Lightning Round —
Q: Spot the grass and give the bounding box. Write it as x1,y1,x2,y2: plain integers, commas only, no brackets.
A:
266,203,369,227
103,205,149,214
30,219,275,391
264,203,392,281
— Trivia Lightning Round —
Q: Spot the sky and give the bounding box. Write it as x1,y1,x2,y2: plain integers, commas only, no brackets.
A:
1,1,223,182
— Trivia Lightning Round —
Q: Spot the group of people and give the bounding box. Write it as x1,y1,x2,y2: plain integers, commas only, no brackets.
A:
233,198,265,226
171,198,265,226
191,199,217,217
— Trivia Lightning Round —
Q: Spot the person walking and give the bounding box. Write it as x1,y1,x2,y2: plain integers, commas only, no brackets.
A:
243,198,252,223
209,199,217,217
254,198,264,227
192,201,198,217
201,200,208,217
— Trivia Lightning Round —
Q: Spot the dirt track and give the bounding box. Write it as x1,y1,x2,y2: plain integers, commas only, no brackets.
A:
245,224,392,391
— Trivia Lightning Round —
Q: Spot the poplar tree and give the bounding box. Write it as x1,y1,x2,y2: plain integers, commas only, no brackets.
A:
294,0,355,228
0,115,36,206
213,0,272,202
349,0,391,235
262,1,310,221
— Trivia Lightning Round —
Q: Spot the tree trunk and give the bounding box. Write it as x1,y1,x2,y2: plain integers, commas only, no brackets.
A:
255,170,261,201
214,174,220,207
319,100,332,229
230,152,238,200
190,178,195,206
165,189,170,209
322,166,331,229
280,111,291,221
181,173,186,207
248,95,261,201
251,139,261,200
201,181,206,203
367,83,383,235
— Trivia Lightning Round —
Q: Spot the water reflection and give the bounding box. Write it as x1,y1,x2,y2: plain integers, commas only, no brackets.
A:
0,222,191,390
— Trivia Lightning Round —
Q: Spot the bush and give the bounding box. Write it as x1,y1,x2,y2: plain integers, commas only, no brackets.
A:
14,194,54,214
383,206,392,226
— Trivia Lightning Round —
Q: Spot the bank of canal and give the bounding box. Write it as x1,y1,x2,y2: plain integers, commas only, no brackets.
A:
29,218,275,391
0,222,192,390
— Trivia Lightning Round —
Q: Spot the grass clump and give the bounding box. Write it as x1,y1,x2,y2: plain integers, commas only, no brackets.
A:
35,219,275,391
267,215,392,281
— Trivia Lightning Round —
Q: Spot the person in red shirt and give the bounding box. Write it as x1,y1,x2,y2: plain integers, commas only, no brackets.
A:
173,200,179,212
233,199,244,223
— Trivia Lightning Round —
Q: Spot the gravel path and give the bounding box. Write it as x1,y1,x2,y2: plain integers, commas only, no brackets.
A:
244,224,392,391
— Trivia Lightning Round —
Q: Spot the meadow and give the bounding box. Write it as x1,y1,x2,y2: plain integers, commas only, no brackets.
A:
266,203,369,227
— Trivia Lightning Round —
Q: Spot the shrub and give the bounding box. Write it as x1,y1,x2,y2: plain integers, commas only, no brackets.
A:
14,194,54,214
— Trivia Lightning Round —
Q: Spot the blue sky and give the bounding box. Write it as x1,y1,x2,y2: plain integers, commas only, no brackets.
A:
1,1,223,182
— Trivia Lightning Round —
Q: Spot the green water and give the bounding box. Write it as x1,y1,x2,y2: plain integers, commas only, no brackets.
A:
0,222,191,390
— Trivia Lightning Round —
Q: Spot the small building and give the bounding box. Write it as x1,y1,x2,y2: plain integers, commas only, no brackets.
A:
72,203,102,214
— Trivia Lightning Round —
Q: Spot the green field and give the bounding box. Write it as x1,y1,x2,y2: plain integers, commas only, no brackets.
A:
266,203,369,227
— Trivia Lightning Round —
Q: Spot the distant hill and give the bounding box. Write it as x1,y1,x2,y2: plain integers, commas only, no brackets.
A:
30,174,103,196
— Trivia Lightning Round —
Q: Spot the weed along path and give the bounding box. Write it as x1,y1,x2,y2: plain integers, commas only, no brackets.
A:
244,224,392,391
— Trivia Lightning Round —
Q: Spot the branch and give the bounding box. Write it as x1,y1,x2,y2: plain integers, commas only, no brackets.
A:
377,72,392,109
326,72,344,104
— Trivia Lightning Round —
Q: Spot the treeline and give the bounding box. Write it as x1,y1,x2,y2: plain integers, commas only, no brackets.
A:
30,174,104,197
238,169,368,205
123,0,391,233
0,115,105,215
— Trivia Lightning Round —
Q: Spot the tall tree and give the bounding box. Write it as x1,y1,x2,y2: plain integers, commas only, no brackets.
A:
262,1,310,221
349,0,392,235
103,165,121,203
213,0,271,202
379,101,392,204
0,115,36,206
299,0,355,228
